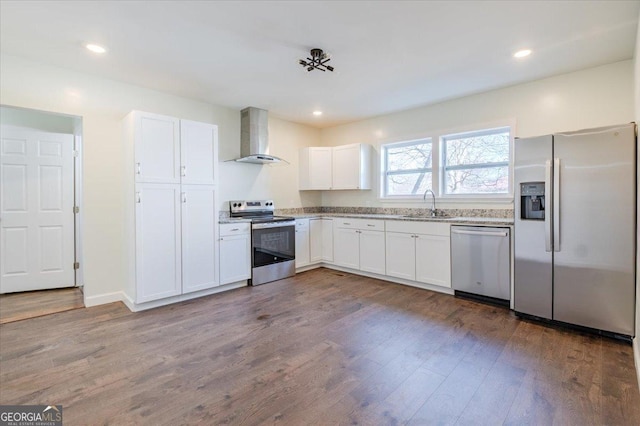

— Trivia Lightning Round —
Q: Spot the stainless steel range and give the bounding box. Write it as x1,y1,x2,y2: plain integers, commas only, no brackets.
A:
229,200,296,286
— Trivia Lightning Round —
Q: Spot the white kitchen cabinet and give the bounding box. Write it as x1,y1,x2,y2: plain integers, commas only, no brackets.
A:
321,218,334,262
180,119,218,185
299,144,372,191
135,183,182,302
181,185,218,293
309,219,323,263
332,144,372,190
359,230,386,275
385,221,451,288
333,227,360,269
333,218,384,272
133,112,181,184
385,232,416,281
295,219,310,268
310,218,334,264
415,234,451,288
219,223,251,284
124,111,220,309
299,147,332,190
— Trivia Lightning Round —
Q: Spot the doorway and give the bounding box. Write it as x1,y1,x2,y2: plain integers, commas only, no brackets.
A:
0,106,83,318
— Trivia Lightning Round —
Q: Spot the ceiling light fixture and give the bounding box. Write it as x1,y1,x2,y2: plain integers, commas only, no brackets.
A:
299,48,334,72
513,49,532,58
85,43,107,54
312,111,323,116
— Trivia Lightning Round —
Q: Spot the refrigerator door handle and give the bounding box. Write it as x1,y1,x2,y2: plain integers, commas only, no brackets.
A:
553,157,561,252
545,159,553,252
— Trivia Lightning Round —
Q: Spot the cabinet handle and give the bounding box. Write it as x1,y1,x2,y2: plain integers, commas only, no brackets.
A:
136,162,141,175
136,192,141,203
182,192,187,203
343,222,351,225
367,224,375,227
231,228,239,231
181,165,187,177
220,237,224,241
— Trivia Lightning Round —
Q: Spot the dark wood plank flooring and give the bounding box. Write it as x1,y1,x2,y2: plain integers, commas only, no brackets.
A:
0,287,84,324
1,268,638,425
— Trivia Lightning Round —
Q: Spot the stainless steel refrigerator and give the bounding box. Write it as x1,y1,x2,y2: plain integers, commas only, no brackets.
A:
514,123,636,338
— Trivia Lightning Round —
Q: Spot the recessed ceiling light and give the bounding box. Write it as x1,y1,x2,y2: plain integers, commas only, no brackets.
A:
312,111,323,116
85,43,107,54
513,49,532,58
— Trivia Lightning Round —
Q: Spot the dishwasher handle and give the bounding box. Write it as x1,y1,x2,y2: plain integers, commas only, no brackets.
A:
451,229,509,237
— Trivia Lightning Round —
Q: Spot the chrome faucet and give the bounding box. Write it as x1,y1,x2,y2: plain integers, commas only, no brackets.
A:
423,189,437,217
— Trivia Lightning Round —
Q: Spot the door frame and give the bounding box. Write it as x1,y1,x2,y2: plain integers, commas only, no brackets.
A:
0,104,83,290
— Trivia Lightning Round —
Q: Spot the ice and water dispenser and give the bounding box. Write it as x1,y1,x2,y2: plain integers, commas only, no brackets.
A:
520,182,545,220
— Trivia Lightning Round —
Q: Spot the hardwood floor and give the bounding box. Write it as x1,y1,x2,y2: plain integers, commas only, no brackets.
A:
1,268,638,425
0,287,84,324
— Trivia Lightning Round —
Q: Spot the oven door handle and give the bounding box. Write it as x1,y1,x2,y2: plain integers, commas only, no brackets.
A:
251,221,296,230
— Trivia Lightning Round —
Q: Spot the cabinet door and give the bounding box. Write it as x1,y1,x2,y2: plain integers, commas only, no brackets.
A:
135,112,180,183
310,147,333,189
360,230,385,275
333,227,360,269
182,185,218,293
220,234,251,284
309,219,323,263
322,219,334,262
295,219,310,268
135,183,182,302
332,144,360,189
180,120,218,185
415,234,451,288
385,232,416,281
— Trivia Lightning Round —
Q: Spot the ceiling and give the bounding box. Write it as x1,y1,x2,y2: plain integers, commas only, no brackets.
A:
1,1,638,128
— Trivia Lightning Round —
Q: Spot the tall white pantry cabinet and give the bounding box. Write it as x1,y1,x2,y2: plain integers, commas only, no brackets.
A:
123,111,220,309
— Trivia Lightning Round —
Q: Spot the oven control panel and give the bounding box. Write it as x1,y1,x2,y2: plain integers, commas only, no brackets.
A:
230,199,275,214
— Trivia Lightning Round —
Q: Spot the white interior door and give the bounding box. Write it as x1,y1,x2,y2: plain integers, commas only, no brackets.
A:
1,126,75,293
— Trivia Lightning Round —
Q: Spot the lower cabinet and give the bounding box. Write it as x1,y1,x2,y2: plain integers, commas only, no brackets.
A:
181,185,218,293
385,221,451,288
135,183,183,303
295,219,310,268
333,218,385,274
219,223,251,284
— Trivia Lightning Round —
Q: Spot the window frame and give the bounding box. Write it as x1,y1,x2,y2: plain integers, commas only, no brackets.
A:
440,126,512,198
378,120,514,203
381,138,433,199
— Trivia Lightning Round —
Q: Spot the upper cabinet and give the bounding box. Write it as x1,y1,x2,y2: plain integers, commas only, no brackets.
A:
130,111,217,185
299,143,372,191
299,147,332,190
332,144,371,190
180,119,218,185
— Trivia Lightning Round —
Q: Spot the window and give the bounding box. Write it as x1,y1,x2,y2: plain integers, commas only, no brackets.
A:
382,139,432,197
441,127,510,195
380,124,512,200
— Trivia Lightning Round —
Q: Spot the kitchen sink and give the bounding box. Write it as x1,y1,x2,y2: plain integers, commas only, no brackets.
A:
402,214,461,220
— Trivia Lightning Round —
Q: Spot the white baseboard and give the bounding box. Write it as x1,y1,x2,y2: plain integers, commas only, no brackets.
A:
634,336,640,392
84,291,125,307
123,281,247,312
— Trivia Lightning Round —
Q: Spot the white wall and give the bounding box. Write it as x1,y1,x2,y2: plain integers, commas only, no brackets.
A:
319,60,634,209
218,116,321,211
0,53,319,304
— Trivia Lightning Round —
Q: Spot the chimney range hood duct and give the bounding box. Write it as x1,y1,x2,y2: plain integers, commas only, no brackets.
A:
234,107,287,164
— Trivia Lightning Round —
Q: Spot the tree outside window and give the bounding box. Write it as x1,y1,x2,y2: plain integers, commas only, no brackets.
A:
383,139,432,197
442,128,510,195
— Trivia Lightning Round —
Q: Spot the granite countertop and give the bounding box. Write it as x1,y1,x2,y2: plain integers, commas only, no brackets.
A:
285,213,513,226
219,217,252,224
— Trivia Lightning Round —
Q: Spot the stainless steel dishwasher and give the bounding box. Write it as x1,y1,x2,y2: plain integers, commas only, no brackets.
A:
450,226,511,305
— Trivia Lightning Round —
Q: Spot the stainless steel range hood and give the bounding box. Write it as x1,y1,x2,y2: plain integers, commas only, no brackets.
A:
234,107,287,164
